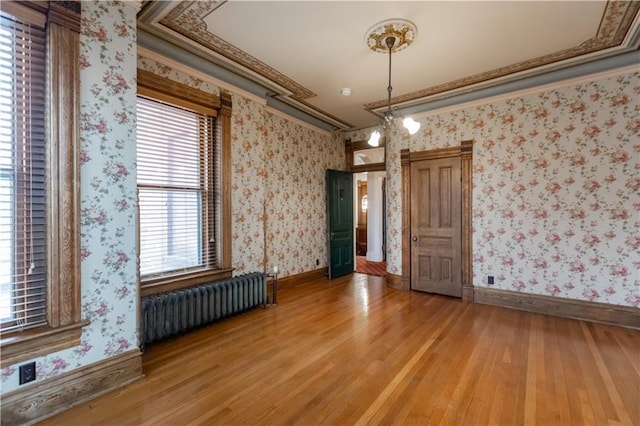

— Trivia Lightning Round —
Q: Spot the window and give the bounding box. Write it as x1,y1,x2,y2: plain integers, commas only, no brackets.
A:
137,98,217,277
346,138,386,174
0,1,84,369
137,69,232,296
0,9,47,331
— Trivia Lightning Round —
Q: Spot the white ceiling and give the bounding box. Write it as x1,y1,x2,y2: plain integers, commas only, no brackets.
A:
138,1,640,131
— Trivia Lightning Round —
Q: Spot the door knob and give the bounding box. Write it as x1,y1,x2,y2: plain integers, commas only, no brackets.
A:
412,236,418,242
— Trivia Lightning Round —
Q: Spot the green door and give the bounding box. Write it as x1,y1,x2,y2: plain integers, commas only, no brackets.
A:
326,169,354,279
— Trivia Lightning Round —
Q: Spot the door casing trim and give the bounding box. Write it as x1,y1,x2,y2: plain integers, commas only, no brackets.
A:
400,141,474,301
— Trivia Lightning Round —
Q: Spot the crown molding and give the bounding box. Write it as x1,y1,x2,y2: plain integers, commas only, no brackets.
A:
264,106,333,137
407,61,640,121
137,46,266,106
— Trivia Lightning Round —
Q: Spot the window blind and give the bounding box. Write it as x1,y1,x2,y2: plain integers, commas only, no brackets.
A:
137,96,219,280
0,10,48,331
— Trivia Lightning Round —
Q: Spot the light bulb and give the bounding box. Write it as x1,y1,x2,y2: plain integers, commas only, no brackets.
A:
403,117,421,135
272,265,278,274
368,130,381,147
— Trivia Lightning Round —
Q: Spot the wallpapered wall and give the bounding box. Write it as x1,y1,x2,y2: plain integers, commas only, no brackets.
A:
229,95,267,274
2,0,345,394
2,1,140,393
349,70,639,308
264,112,345,275
136,59,346,276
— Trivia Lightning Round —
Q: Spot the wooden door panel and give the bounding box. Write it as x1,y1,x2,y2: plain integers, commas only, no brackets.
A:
418,255,431,279
418,235,453,248
415,168,431,228
331,229,352,268
438,166,452,227
411,157,462,297
440,257,452,281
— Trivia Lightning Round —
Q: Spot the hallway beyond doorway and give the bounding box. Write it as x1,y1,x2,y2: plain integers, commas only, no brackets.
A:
355,255,386,276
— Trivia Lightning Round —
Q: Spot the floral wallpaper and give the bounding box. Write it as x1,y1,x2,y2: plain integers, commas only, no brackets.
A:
137,57,346,278
137,55,221,96
3,3,345,395
363,70,639,308
5,0,633,402
2,1,140,393
230,95,266,274
264,112,345,276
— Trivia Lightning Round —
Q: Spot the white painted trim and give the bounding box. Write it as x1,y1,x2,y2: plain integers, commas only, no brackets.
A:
137,47,267,105
264,106,333,137
411,64,639,120
366,172,385,263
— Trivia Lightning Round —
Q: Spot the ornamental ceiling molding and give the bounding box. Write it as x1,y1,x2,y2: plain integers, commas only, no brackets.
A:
364,0,640,111
365,19,417,54
159,0,316,101
278,96,356,129
146,1,638,129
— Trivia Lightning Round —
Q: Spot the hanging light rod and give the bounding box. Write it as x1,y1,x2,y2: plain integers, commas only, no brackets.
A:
384,36,394,126
364,19,420,146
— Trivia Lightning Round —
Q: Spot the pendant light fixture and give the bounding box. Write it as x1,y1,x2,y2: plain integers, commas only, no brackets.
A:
365,19,420,147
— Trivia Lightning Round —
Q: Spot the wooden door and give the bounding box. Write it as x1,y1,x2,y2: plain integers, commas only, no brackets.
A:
410,157,462,297
326,170,354,279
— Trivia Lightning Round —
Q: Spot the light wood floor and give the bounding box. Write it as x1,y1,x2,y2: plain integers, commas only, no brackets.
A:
42,274,639,425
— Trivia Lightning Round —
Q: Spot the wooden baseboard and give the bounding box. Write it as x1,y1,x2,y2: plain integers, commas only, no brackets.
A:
278,268,327,289
462,285,474,302
475,287,640,329
1,349,144,424
386,273,410,291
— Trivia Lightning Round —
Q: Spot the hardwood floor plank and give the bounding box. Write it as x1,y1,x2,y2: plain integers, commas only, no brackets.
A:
469,308,509,425
581,322,635,425
593,325,640,421
524,313,540,425
550,318,578,426
370,299,473,425
356,336,437,425
39,274,640,426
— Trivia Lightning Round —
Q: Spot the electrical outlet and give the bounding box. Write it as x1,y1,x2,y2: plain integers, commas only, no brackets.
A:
19,361,36,385
488,276,494,285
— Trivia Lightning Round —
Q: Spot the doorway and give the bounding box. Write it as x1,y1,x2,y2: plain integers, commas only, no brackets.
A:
410,156,462,296
347,140,387,277
356,178,367,256
400,142,473,300
354,172,386,276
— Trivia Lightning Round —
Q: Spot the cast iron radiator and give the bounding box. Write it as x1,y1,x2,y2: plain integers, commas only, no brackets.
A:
141,272,267,346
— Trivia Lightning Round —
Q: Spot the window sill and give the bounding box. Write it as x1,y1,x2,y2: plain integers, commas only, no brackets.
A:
0,320,89,368
140,268,234,297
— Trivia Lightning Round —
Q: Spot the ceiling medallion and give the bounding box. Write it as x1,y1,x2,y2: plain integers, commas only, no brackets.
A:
365,18,417,54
